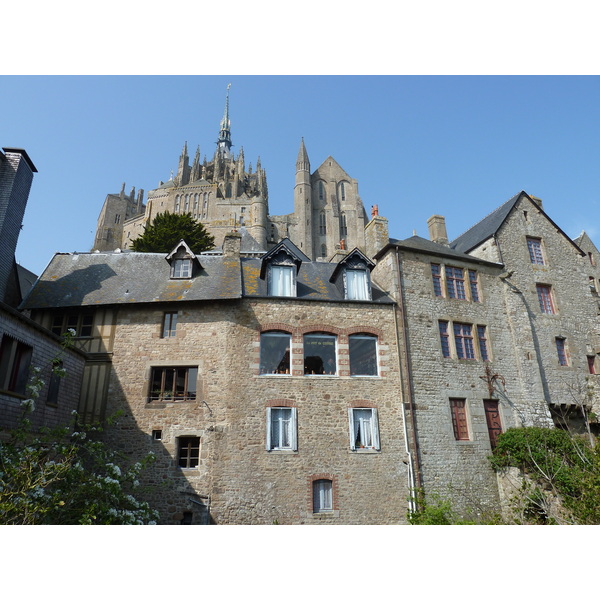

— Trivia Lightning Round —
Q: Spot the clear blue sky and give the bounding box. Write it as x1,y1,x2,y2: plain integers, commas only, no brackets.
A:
3,75,598,275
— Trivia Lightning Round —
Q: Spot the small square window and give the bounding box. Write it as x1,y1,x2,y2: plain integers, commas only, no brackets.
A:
152,429,162,440
312,479,333,513
178,436,200,468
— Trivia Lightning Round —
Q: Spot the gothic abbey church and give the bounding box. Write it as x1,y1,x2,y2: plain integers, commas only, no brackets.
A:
92,87,381,262
13,89,600,524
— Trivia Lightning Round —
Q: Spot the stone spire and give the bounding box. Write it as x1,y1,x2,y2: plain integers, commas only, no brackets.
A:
216,83,233,158
296,137,310,173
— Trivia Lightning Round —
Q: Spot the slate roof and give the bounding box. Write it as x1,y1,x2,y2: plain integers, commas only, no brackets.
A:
21,251,242,309
21,249,394,310
450,192,522,254
241,257,393,303
377,235,503,267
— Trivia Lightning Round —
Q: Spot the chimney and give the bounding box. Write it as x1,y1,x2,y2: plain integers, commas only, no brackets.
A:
530,195,543,210
427,215,448,246
222,230,242,257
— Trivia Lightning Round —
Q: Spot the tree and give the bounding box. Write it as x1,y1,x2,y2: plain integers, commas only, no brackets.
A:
131,212,215,254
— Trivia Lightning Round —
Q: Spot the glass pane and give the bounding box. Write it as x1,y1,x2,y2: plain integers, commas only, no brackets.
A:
269,265,294,296
346,270,368,300
260,333,291,375
304,334,336,375
349,335,377,376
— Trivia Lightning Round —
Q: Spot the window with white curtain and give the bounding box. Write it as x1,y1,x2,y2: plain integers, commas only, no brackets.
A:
344,268,370,300
348,408,380,450
266,407,297,451
268,264,295,297
312,479,333,513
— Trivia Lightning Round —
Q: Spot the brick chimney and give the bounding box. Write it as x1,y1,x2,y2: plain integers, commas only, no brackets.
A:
427,215,448,246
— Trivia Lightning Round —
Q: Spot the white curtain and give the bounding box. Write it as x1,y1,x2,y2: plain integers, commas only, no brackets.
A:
346,270,369,300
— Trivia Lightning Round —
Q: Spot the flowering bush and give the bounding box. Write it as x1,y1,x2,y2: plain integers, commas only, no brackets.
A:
0,331,159,524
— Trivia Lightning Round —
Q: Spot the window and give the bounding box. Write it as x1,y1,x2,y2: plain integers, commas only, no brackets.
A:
0,336,33,396
178,436,200,468
449,398,469,441
349,334,378,376
162,312,178,338
313,479,333,513
268,264,295,297
172,258,192,279
439,321,451,358
318,181,325,202
536,284,555,314
445,266,466,299
340,213,348,237
469,270,480,302
46,361,62,405
266,407,297,451
344,269,370,300
148,366,198,402
556,338,568,366
431,264,443,297
51,312,94,337
527,238,545,265
483,400,502,449
319,212,326,235
304,333,337,375
588,356,597,375
260,332,291,375
152,429,162,440
348,408,380,450
453,323,475,359
589,252,596,266
320,244,327,258
477,325,490,362
590,277,598,293
339,182,346,202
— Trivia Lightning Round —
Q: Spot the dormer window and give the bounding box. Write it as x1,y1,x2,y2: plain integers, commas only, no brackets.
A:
172,258,192,279
330,248,375,301
268,264,295,297
166,240,200,280
260,239,308,298
345,268,370,300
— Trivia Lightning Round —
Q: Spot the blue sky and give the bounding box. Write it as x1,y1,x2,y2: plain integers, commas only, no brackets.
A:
3,75,598,275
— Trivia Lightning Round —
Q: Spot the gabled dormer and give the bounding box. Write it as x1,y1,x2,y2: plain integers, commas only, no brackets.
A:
166,240,202,279
330,248,375,301
260,238,309,297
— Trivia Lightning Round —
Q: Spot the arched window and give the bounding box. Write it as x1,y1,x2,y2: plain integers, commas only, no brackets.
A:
318,181,325,202
339,182,346,202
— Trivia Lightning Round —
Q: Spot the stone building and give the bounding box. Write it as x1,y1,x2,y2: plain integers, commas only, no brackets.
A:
0,147,85,434
19,91,600,523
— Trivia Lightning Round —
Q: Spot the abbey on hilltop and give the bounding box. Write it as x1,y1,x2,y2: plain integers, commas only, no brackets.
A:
92,86,385,262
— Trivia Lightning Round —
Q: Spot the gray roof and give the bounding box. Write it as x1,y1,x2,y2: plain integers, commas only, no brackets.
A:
379,235,503,267
450,192,522,254
242,257,393,303
21,249,394,310
22,251,242,309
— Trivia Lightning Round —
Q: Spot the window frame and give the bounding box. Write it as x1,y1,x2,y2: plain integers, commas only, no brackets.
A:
312,479,333,514
439,320,451,358
477,325,490,362
260,331,292,375
453,322,475,360
0,336,33,396
162,312,178,338
527,237,545,265
267,264,296,297
348,334,378,376
266,407,298,451
171,258,192,279
445,266,467,300
148,366,198,402
449,398,470,441
344,268,371,301
51,311,94,338
431,263,443,297
536,284,556,314
304,333,337,375
468,270,480,302
348,407,380,450
178,436,200,468
556,337,568,366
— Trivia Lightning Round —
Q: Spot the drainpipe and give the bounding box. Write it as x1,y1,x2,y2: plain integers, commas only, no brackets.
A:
393,247,421,513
